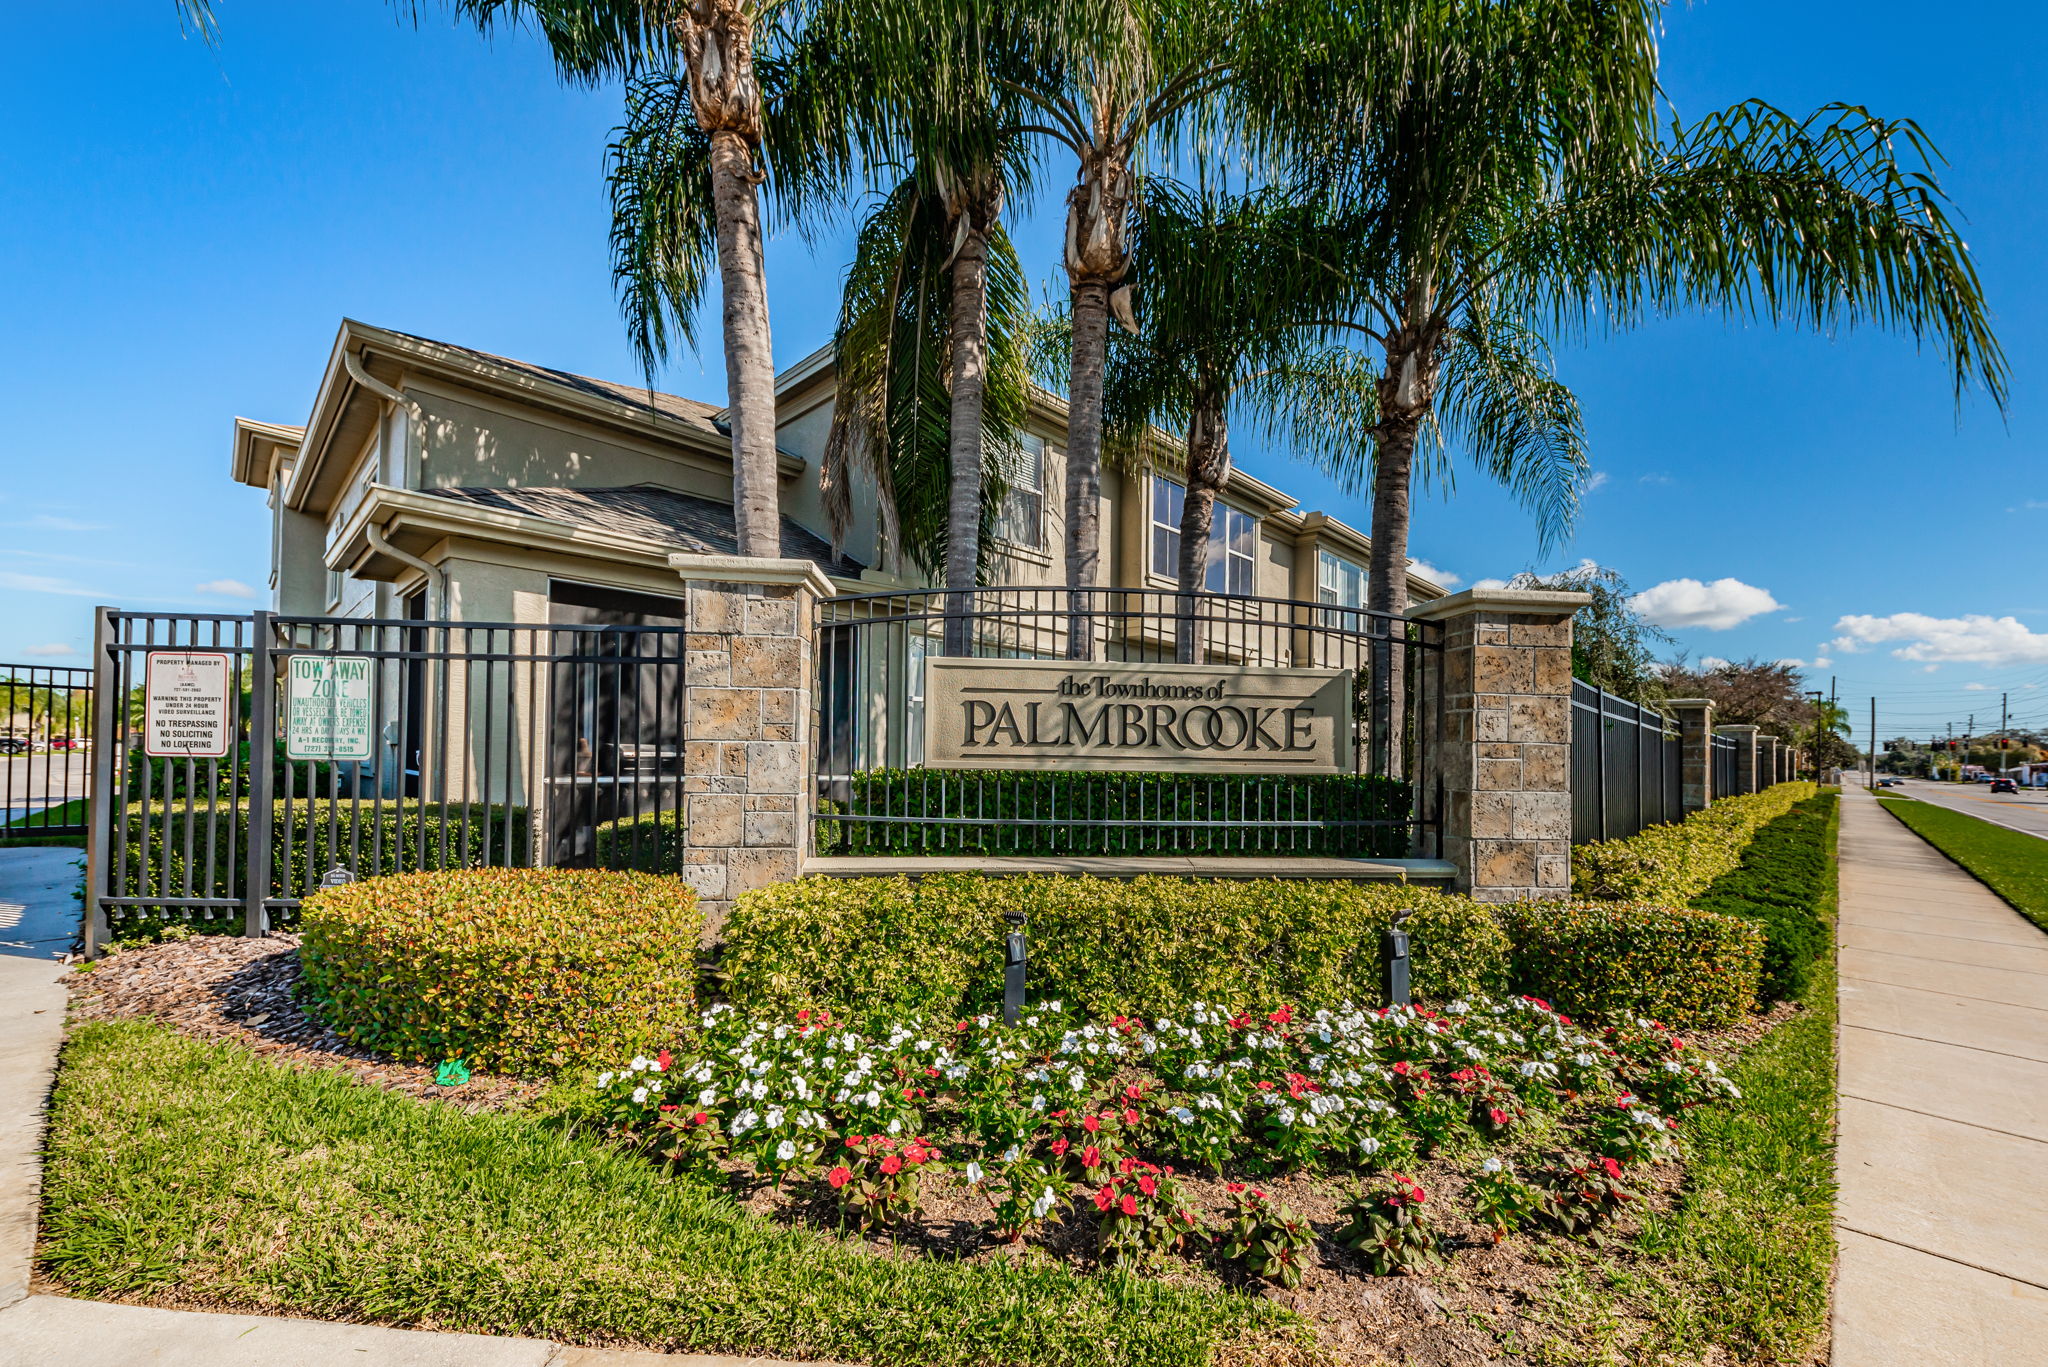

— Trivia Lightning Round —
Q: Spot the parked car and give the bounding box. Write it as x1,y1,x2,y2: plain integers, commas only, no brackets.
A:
1876,777,1903,787
1991,778,2018,793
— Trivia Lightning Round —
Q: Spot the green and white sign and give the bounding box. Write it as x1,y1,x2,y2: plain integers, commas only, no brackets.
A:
284,654,374,762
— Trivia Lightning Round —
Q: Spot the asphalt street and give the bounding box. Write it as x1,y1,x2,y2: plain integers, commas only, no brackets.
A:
0,752,88,827
1872,775,2048,841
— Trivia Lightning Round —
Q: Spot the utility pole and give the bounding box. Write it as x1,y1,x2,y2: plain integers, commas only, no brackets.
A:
1869,697,1877,790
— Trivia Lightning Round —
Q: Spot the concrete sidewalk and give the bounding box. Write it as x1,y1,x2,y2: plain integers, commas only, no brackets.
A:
1833,788,2048,1364
0,848,834,1366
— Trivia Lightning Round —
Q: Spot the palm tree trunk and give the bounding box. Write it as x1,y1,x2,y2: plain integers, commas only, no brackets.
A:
1175,394,1229,665
942,225,992,658
1368,335,1431,781
703,121,778,560
1064,279,1109,660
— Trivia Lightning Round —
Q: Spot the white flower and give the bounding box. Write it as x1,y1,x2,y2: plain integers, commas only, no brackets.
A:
1171,1106,1196,1124
597,1072,614,1088
965,1161,985,1185
1001,1145,1020,1163
887,1117,902,1135
696,1086,718,1107
1481,1157,1503,1174
631,1086,649,1105
1031,1187,1058,1219
775,1140,796,1162
1068,1069,1085,1092
765,1107,785,1129
1360,1136,1381,1155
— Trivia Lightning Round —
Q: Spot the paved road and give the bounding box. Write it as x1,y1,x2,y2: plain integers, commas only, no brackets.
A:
1877,775,2048,841
1833,788,2048,1364
0,753,88,828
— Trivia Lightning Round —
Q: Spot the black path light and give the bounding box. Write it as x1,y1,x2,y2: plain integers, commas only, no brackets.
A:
1003,912,1028,1026
1382,909,1414,1008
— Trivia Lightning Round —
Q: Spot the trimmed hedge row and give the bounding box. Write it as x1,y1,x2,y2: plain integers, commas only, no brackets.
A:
1571,782,1818,906
299,867,702,1076
823,769,1414,858
720,874,1763,1027
1692,791,1838,1002
1497,900,1763,1028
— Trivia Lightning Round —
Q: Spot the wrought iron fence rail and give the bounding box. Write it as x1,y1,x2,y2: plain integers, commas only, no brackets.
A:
1569,679,1682,845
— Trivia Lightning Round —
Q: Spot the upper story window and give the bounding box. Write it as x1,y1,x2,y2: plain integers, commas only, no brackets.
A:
991,434,1047,550
1150,476,1256,595
1318,548,1367,609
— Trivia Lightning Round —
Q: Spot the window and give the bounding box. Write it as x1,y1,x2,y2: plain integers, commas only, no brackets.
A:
1150,476,1256,595
991,434,1046,550
1318,549,1367,607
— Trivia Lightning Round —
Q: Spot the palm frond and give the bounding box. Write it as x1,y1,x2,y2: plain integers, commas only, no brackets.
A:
606,73,719,379
1434,317,1587,551
172,1,219,45
408,1,677,85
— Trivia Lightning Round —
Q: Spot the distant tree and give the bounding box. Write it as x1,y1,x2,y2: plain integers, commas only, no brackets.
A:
1500,564,1667,697
1654,655,1813,738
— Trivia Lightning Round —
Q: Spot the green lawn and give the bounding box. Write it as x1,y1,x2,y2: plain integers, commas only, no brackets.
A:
1520,794,1840,1365
40,1020,1297,1367
1877,796,2048,934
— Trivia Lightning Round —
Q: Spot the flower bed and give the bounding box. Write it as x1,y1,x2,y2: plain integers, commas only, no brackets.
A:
586,993,1740,1287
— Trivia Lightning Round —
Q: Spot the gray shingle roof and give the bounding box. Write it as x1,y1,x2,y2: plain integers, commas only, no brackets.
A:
378,327,726,433
419,483,862,578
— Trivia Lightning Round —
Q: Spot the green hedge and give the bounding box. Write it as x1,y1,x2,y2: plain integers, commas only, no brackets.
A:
720,875,1508,1019
1496,900,1764,1028
1691,792,1838,1003
108,801,529,929
299,867,702,1075
1571,782,1818,906
821,769,1414,858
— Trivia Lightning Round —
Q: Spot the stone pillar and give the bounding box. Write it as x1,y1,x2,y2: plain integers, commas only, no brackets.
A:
1409,588,1592,903
1757,733,1781,790
667,553,831,933
1718,724,1759,794
1666,698,1716,812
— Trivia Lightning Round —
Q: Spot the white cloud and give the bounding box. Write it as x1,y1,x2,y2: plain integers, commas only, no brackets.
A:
1638,472,1674,487
1777,658,1809,668
1964,682,1989,691
1406,559,1460,589
1829,612,2048,666
0,571,99,598
1584,471,1611,493
22,643,75,657
7,513,108,533
1814,656,1832,668
1629,578,1783,631
195,578,258,599
1470,577,1511,592
1699,655,1731,670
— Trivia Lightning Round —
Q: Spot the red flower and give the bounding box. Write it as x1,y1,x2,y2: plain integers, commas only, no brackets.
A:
659,1103,678,1112
1118,1155,1137,1174
827,1165,852,1189
1410,1186,1427,1204
1082,1146,1102,1168
1050,1137,1070,1157
1113,1015,1129,1027
880,1155,903,1176
1094,1186,1115,1211
655,1049,672,1071
1489,1108,1509,1127
1123,1108,1140,1125
846,1136,864,1149
1269,1006,1293,1025
797,1009,811,1022
1125,1084,1144,1101
1256,1080,1275,1091
1138,1176,1157,1195
1392,1061,1411,1076
690,1112,709,1126
1601,1157,1624,1180
1227,1182,1246,1193
1082,1115,1101,1133
1119,1194,1139,1216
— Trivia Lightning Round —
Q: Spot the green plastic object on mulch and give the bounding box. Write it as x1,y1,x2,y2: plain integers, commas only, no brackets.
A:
435,1059,471,1087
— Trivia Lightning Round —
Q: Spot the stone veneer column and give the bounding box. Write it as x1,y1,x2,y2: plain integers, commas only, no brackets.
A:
1665,698,1717,813
1758,733,1782,789
1718,724,1759,794
1409,588,1592,903
667,553,832,934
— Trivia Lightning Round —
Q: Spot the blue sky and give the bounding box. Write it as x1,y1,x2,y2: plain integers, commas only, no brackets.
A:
2,1,2042,742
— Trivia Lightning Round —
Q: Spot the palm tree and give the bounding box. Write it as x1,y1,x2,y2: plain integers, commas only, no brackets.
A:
429,1,828,558
998,0,1234,656
173,2,219,40
1248,0,2006,619
1096,182,1368,663
818,172,1033,596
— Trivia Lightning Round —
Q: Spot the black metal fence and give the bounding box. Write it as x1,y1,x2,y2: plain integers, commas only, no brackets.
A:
1,662,93,838
85,609,689,950
1711,730,1740,800
813,586,1441,858
1570,679,1682,844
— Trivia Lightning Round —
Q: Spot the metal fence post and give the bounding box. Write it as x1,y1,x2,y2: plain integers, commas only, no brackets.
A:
82,607,118,957
244,611,275,939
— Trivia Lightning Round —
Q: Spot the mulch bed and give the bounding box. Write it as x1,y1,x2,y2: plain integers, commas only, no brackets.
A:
65,934,542,1111
64,936,1806,1365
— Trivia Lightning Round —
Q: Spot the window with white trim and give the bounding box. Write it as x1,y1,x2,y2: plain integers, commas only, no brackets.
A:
1150,476,1256,595
991,434,1047,550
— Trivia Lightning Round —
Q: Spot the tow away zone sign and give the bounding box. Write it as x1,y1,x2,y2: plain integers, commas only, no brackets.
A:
143,651,233,759
285,654,374,762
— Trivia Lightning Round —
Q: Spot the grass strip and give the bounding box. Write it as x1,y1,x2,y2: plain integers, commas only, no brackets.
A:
1693,793,1838,1003
1877,796,2048,934
39,1019,1292,1367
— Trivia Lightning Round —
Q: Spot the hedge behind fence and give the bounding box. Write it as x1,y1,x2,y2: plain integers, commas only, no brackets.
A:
107,801,530,929
822,769,1415,858
721,874,1762,1027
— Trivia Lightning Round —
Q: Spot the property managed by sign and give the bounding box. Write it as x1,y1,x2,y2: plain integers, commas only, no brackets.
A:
924,658,1355,774
284,654,375,762
143,651,233,759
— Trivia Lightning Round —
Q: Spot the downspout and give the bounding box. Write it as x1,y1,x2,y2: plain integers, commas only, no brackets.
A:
343,348,444,617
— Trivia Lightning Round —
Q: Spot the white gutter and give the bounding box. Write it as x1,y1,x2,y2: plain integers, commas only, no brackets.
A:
344,348,444,616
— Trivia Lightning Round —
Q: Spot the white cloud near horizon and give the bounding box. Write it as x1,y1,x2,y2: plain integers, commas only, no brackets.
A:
1630,578,1783,631
22,643,75,657
1584,471,1611,493
1406,559,1461,589
195,578,259,599
1829,612,2048,666
1699,655,1731,670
